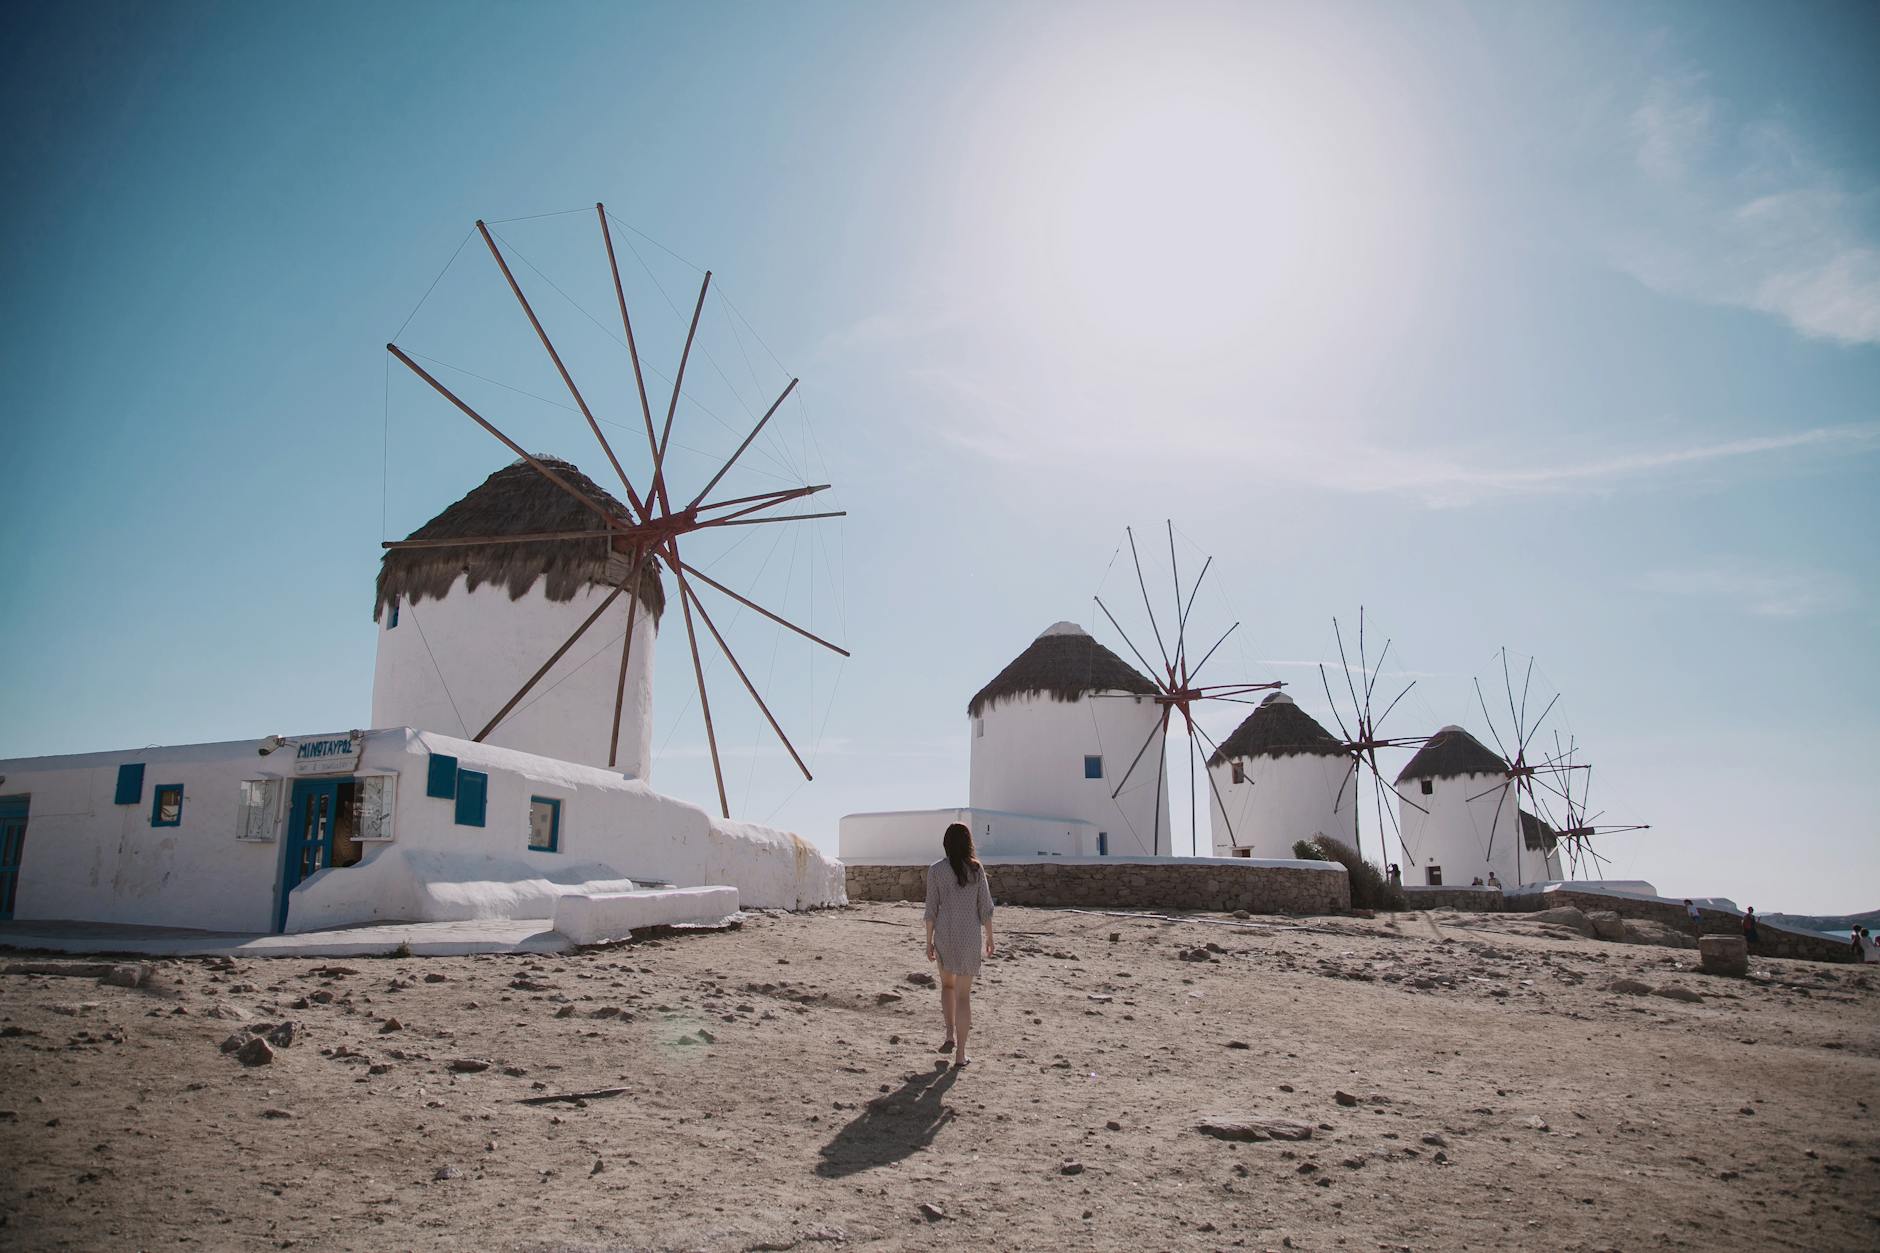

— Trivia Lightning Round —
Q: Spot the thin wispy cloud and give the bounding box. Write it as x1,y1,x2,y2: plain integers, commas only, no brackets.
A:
1640,559,1856,619
1617,75,1880,346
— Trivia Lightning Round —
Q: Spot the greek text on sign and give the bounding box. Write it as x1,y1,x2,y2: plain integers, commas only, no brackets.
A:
294,735,362,774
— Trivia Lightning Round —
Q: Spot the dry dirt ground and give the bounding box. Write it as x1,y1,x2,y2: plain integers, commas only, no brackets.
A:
2,902,1877,1252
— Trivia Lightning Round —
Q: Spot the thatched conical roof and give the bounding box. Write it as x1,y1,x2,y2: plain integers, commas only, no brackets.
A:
1207,692,1346,767
375,457,664,622
967,622,1157,718
1520,809,1559,853
1394,725,1507,783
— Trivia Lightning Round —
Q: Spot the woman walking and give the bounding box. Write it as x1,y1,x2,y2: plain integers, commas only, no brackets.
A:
925,822,995,1067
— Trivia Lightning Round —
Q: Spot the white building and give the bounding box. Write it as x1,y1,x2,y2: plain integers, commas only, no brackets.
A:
0,458,844,935
840,621,1170,861
1206,693,1356,859
372,457,659,778
968,622,1169,857
1392,725,1563,887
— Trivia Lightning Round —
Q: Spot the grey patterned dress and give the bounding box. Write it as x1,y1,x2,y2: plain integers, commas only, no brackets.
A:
925,858,995,976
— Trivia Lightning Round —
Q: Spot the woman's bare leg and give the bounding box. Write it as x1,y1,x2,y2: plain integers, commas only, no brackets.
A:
953,973,976,1064
938,970,957,1047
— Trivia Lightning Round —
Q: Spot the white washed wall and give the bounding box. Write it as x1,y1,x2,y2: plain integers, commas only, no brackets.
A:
969,692,1169,856
0,726,843,936
839,807,1099,862
372,576,657,778
1207,753,1358,859
1392,771,1548,887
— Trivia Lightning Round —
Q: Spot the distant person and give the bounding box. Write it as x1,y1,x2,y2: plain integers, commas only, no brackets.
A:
1471,876,1485,887
1388,864,1402,890
1685,899,1704,941
1487,871,1503,890
1852,929,1867,961
1864,927,1880,965
924,822,996,1068
1742,907,1759,945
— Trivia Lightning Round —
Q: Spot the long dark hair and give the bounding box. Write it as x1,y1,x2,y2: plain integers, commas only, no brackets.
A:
943,822,981,887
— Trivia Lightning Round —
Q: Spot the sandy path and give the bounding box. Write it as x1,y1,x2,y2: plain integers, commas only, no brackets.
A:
2,903,1876,1251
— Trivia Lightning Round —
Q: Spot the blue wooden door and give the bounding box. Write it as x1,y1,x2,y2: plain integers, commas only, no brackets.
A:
278,779,342,932
0,796,27,921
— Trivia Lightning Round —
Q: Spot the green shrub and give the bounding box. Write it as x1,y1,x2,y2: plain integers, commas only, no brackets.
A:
1293,834,1406,912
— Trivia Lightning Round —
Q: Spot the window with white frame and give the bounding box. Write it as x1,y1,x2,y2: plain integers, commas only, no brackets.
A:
355,775,396,841
237,779,282,842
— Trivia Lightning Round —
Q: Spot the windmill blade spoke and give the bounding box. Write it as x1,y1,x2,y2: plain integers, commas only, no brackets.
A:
694,510,847,530
1109,714,1166,801
596,203,662,499
1357,607,1369,711
667,537,729,818
676,572,813,782
1364,636,1391,709
1094,595,1166,692
473,582,627,742
687,377,800,510
1474,677,1513,762
1484,782,1510,861
1186,621,1238,686
386,345,620,525
1517,656,1535,748
1167,521,1185,680
1184,706,1200,854
1395,777,1431,816
1195,724,1240,850
1150,711,1169,856
678,561,850,657
1126,527,1173,674
653,270,712,511
1332,758,1356,814
477,220,645,520
1375,680,1416,731
1519,693,1561,757
1464,779,1506,804
1333,618,1366,731
697,483,830,514
1318,664,1357,743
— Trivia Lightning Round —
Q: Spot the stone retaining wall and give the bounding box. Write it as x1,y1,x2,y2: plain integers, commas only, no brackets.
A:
845,859,1349,915
1514,887,1853,964
1401,886,1506,912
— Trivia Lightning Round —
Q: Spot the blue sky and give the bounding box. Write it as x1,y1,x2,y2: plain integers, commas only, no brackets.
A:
3,1,1876,912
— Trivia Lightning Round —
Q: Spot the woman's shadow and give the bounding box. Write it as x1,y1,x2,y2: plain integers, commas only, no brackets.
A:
814,1065,960,1178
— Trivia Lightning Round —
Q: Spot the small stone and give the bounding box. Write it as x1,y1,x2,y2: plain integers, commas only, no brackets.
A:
262,1108,293,1119
555,1005,576,1018
1421,1132,1448,1147
1059,1160,1085,1175
266,1022,298,1048
590,1159,605,1176
1226,1040,1251,1050
1738,1106,1755,1116
379,1018,404,1033
918,1201,946,1222
448,1058,490,1073
1607,978,1652,996
1334,1091,1359,1107
433,1166,460,1182
1106,1120,1122,1131
905,971,936,988
1521,1115,1549,1132
1653,985,1703,1003
1197,1115,1314,1142
423,973,448,983
218,1034,245,1054
235,1037,274,1067
102,964,151,989
1341,1155,1366,1169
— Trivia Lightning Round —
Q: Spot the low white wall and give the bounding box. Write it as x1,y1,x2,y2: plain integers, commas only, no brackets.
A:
839,807,1099,862
553,886,740,944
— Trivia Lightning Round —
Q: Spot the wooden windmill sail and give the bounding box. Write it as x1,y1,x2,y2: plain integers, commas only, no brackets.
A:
1462,648,1596,884
1091,522,1282,856
382,205,848,819
1315,608,1430,868
1540,731,1649,877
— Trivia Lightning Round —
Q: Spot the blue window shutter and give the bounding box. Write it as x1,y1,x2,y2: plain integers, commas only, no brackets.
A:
114,763,145,805
454,770,487,827
426,754,459,799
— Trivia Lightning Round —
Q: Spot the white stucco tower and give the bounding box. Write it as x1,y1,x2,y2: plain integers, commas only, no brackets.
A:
967,622,1169,855
1206,693,1357,859
371,457,662,778
1392,725,1562,887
